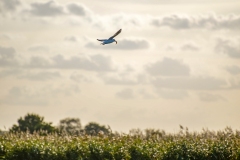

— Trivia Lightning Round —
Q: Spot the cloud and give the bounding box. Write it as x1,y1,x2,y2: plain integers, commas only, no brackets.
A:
19,71,61,81
215,38,240,58
25,54,115,72
26,56,51,68
100,72,146,85
28,45,49,52
138,89,155,99
1,84,80,106
0,69,22,78
0,0,20,12
181,42,200,51
50,54,115,71
155,89,189,99
152,76,226,90
198,92,225,102
0,46,15,57
146,57,190,77
0,34,11,40
91,13,147,30
64,36,78,42
66,3,88,16
1,86,49,106
228,80,240,89
86,38,150,50
28,1,65,17
165,42,200,52
102,75,139,85
1,48,116,72
116,88,135,99
70,73,91,83
151,14,240,30
0,46,18,67
0,69,61,81
226,65,240,75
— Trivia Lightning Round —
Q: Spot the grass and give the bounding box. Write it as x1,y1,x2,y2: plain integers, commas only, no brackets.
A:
0,127,240,160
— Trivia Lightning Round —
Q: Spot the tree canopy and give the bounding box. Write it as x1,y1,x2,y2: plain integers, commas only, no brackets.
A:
10,113,56,134
84,122,110,136
58,117,82,135
8,113,112,136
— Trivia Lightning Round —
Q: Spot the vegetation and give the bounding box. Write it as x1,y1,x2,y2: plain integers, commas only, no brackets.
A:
84,122,110,136
9,113,56,134
1,127,240,160
9,113,110,136
58,118,82,135
1,113,239,159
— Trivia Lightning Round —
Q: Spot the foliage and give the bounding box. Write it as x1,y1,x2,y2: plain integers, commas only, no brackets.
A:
84,122,110,136
1,127,239,160
9,113,56,134
58,118,82,135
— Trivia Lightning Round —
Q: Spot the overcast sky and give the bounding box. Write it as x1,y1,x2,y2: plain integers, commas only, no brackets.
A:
0,0,240,133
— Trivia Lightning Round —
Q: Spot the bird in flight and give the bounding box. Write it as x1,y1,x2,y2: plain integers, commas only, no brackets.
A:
97,29,122,45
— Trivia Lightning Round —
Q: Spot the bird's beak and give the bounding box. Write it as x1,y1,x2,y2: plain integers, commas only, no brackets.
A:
115,41,117,44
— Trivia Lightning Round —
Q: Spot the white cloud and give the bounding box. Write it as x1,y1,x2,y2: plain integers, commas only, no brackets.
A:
28,45,49,52
146,57,190,77
26,56,51,68
64,36,78,42
90,13,147,30
70,73,91,83
165,42,200,52
116,88,135,99
226,65,240,75
138,89,155,99
101,74,139,85
0,46,15,56
28,1,65,17
151,14,240,30
51,54,115,71
1,86,49,106
0,46,18,67
1,84,80,106
215,38,240,58
66,3,89,16
100,70,146,85
3,0,240,32
152,76,226,90
18,71,61,81
0,0,20,12
155,89,189,99
0,47,117,72
0,34,11,40
0,69,61,81
0,69,22,78
181,42,200,51
198,92,225,102
23,54,116,72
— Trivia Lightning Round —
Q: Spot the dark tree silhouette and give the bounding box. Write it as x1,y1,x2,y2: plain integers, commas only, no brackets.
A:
10,113,56,134
84,122,110,136
58,118,82,135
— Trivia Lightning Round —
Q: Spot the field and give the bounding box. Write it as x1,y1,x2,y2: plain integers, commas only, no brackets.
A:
1,127,240,160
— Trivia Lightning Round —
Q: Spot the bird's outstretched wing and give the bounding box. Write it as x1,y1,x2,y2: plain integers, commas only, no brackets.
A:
108,29,122,40
97,39,107,41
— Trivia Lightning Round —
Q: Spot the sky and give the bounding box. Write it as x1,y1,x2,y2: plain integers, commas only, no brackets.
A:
0,0,240,133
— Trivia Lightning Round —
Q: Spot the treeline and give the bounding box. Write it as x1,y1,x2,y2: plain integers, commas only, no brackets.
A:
1,113,111,136
1,113,240,159
1,126,240,159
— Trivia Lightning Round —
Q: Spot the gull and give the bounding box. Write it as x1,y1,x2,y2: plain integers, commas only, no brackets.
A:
97,29,122,45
